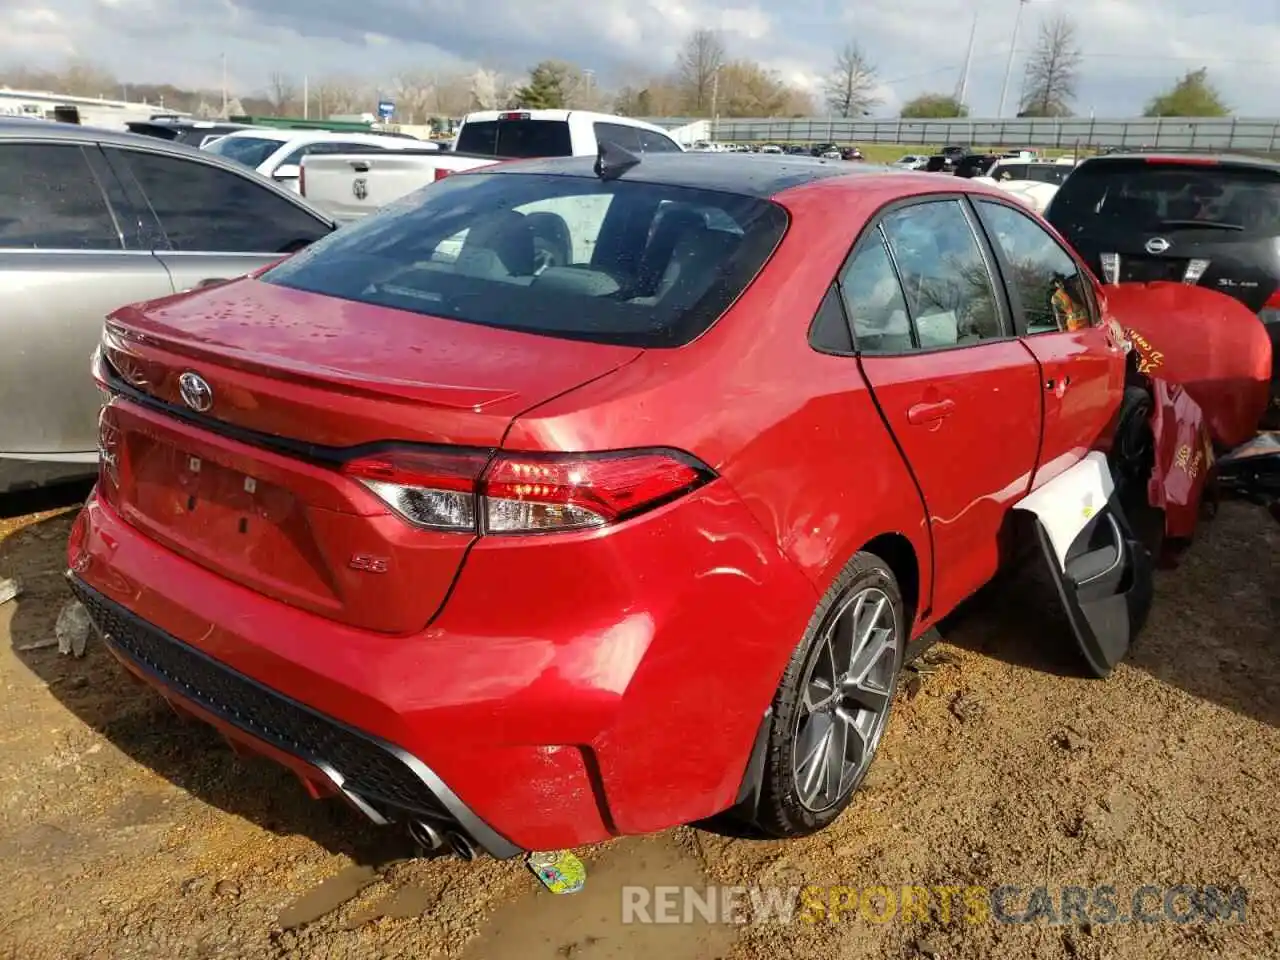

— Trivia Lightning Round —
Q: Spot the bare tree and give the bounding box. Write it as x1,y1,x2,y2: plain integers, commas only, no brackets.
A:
266,71,298,115
824,41,879,118
392,70,437,124
677,29,725,114
469,69,502,110
311,76,369,119
1019,14,1082,117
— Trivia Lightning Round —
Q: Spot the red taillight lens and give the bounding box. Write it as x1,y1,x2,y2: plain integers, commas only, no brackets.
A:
1265,290,1280,311
483,451,708,533
341,448,489,531
433,168,451,181
499,112,531,121
340,447,713,534
96,404,122,506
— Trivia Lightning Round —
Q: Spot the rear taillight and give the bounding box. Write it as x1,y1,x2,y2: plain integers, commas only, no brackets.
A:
1261,290,1280,326
433,168,450,181
1099,252,1120,285
97,405,122,506
1183,258,1211,283
341,447,713,534
342,448,489,531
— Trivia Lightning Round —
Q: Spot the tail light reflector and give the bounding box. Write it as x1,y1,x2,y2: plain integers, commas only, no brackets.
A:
1099,252,1120,285
1265,290,1280,311
1183,258,1211,284
434,168,451,181
1261,289,1280,326
342,448,489,531
341,447,713,534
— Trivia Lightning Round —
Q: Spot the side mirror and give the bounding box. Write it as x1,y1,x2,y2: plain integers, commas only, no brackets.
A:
273,163,301,181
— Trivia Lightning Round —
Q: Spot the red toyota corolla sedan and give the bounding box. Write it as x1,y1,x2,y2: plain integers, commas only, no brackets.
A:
68,151,1244,859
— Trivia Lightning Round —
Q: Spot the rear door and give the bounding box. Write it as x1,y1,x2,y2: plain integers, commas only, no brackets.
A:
846,198,1043,617
103,146,334,292
0,140,172,460
973,198,1127,490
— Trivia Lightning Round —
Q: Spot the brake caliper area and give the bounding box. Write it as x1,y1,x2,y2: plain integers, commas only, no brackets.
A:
1013,452,1154,678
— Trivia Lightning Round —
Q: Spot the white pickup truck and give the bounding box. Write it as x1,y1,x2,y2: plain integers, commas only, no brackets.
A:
300,109,685,223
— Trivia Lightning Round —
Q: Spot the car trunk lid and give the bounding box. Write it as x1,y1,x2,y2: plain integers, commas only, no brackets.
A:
99,278,642,633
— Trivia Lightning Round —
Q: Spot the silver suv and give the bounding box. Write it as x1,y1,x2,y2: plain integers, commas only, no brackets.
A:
0,120,336,494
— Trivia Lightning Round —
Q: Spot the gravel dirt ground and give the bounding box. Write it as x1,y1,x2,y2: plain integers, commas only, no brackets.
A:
0,488,1276,960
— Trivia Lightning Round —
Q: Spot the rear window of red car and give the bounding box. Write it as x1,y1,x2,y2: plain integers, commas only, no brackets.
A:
262,171,788,347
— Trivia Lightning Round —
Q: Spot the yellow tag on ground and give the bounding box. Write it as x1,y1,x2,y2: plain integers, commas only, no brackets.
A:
525,850,587,894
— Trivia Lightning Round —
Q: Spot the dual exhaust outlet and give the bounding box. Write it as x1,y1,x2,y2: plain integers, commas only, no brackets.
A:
408,818,478,860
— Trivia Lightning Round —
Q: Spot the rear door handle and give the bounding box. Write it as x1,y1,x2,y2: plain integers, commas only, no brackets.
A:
907,398,956,424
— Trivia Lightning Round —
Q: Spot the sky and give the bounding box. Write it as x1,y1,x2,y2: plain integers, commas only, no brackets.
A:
1,0,1279,116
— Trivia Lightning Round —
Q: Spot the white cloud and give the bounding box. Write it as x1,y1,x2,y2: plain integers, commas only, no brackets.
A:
2,0,1278,115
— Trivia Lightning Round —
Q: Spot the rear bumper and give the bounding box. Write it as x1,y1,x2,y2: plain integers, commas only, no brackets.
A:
68,482,815,850
69,576,519,858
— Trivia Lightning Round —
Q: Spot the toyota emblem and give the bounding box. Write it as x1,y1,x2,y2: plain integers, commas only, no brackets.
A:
178,372,213,412
353,177,368,200
1145,237,1171,255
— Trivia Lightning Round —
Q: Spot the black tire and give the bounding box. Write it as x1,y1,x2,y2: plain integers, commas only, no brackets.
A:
754,551,906,839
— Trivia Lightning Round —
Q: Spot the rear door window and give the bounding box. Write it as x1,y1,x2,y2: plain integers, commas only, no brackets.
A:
879,200,1004,346
976,200,1094,334
455,120,573,158
109,149,332,253
0,143,121,249
263,171,787,347
838,230,912,353
1048,159,1280,237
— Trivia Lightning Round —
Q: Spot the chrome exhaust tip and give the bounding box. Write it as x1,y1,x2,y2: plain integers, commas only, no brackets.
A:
445,830,477,861
408,819,444,851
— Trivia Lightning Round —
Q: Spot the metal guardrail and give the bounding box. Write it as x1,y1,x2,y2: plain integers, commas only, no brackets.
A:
645,116,1280,152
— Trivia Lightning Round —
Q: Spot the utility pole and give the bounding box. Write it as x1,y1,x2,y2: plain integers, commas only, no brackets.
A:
956,11,978,110
220,53,228,118
997,0,1029,118
710,66,720,140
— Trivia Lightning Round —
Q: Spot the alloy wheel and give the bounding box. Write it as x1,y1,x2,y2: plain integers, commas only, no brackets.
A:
792,586,899,813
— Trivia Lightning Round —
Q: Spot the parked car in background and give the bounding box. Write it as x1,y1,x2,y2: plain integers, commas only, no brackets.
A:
760,143,784,154
971,159,1076,213
300,109,683,224
894,154,929,170
202,128,433,194
925,144,971,173
842,145,865,161
1045,152,1280,419
125,118,254,148
953,153,999,178
0,119,335,494
70,153,1258,860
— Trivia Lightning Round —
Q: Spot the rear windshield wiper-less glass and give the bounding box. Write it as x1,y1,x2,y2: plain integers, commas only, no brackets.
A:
1156,219,1245,231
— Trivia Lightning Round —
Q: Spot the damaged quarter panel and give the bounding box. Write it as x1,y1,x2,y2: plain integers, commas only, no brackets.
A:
1104,282,1273,447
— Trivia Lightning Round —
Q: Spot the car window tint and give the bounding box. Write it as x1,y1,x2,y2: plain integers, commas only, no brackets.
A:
637,129,682,153
202,135,283,168
455,120,573,158
263,171,786,348
113,149,331,254
594,122,640,152
977,200,1094,334
839,229,912,353
880,200,1002,347
0,143,121,250
809,284,854,353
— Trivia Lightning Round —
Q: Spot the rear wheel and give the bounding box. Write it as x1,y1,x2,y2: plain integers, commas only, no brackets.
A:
754,552,905,838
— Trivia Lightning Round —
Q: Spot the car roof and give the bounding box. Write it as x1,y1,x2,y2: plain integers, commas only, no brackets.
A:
484,152,905,198
1079,151,1280,171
